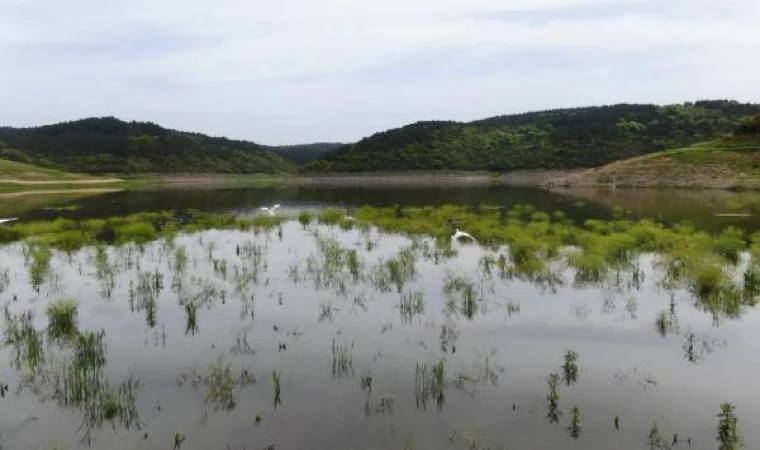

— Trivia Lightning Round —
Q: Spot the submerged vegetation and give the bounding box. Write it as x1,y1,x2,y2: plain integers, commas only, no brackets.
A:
717,403,741,450
0,201,757,449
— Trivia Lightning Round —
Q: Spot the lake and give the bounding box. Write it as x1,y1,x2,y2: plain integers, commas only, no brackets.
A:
0,185,758,450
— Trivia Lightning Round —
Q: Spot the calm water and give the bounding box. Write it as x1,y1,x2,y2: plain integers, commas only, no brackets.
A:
1,186,760,450
3,185,760,231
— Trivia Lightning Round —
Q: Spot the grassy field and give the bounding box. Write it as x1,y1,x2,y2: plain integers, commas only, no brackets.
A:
552,135,760,190
660,135,760,169
0,159,120,183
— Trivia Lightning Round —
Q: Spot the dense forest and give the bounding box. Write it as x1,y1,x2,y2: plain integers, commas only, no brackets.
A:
267,143,343,164
0,117,294,174
304,100,760,172
1,101,759,175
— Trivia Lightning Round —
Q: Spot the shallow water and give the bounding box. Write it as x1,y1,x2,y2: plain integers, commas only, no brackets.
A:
5,185,760,231
1,215,759,450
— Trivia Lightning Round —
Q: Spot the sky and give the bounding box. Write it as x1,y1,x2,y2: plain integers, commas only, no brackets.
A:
1,0,759,144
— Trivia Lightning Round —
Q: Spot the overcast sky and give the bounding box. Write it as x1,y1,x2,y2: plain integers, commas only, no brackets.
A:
1,0,758,144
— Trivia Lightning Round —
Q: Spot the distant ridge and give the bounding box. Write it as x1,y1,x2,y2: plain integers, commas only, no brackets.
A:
2,100,759,175
304,100,760,172
0,117,294,174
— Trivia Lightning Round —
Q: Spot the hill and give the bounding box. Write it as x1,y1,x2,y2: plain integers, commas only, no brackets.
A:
0,118,295,174
550,116,760,190
269,142,343,164
304,100,760,172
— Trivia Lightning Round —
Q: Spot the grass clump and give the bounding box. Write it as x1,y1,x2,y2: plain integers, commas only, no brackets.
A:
568,406,582,438
415,359,446,410
332,338,354,378
46,299,79,341
561,351,579,385
206,363,236,411
272,370,282,408
546,373,562,424
3,309,44,372
298,211,313,227
29,245,52,292
318,208,346,225
717,403,741,450
399,290,425,323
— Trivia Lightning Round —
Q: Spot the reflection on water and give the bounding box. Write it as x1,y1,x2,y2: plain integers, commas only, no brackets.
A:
0,215,758,450
6,185,760,234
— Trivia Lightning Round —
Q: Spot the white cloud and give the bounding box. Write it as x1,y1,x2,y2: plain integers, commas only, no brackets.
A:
0,0,758,143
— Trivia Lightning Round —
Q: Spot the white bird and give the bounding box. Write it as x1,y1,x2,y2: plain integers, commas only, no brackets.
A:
452,229,477,243
259,204,281,216
0,217,18,225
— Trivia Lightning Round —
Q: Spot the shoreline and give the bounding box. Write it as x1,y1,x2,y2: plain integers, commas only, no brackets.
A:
0,169,756,192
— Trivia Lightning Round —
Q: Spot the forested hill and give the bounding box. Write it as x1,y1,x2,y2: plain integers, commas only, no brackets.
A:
304,100,760,172
267,142,343,164
0,117,294,174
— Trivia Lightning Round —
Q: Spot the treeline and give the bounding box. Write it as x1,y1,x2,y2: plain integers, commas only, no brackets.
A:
267,142,343,164
1,101,758,175
0,117,294,174
736,114,760,135
304,100,760,172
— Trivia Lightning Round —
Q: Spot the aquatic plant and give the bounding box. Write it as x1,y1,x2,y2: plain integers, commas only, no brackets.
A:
3,309,44,372
29,245,52,292
398,290,425,323
173,431,186,449
346,249,361,280
0,267,10,294
415,359,446,410
173,246,188,273
717,403,741,450
272,370,282,408
298,211,313,227
647,420,672,450
206,363,236,411
561,351,579,385
568,406,582,438
386,247,417,293
318,208,346,225
454,349,505,395
360,371,373,392
546,373,562,424
93,245,115,297
46,299,78,341
439,318,459,353
74,330,106,370
443,273,478,319
184,302,199,336
79,376,141,441
655,311,679,337
742,265,760,298
332,338,354,377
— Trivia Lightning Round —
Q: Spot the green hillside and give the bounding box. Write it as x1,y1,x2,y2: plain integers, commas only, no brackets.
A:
551,115,760,189
0,118,295,174
305,100,760,172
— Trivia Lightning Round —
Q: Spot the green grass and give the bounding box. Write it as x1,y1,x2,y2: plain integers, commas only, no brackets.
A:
46,299,79,341
651,135,760,169
0,158,102,182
